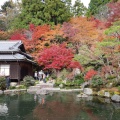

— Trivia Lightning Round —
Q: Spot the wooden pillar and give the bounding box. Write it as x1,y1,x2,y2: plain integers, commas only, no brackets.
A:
18,62,21,84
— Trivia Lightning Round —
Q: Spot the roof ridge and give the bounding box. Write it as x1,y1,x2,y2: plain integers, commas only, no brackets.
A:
9,41,22,50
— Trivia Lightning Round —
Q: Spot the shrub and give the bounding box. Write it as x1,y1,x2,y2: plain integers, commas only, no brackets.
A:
0,76,6,90
23,76,35,87
74,74,84,86
9,86,16,89
84,69,97,81
16,85,26,89
91,75,103,88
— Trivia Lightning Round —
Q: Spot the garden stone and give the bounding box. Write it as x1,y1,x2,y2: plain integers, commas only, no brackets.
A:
59,84,64,88
36,83,54,88
0,90,3,94
111,94,120,102
104,92,110,98
83,88,93,95
27,86,41,93
36,89,49,95
60,89,72,92
74,68,81,75
10,82,17,87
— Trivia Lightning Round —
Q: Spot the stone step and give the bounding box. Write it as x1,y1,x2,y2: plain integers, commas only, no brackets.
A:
36,83,54,88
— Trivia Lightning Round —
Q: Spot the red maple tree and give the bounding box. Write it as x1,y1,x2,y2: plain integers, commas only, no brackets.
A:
38,44,82,70
84,69,97,81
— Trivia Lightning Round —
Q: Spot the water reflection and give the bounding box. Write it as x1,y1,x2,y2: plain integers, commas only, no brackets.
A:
0,92,120,120
0,104,8,115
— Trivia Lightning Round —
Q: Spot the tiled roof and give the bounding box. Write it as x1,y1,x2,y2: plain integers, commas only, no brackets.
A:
0,40,22,52
0,40,36,63
0,53,25,61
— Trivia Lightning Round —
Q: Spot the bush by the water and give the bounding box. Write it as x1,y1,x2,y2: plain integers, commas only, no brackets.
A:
0,76,6,90
23,76,35,87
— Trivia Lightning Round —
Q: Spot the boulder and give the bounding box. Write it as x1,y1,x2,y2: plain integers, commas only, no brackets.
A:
36,89,49,95
10,82,17,87
104,92,110,98
0,90,3,94
111,94,120,102
83,88,93,95
59,84,64,88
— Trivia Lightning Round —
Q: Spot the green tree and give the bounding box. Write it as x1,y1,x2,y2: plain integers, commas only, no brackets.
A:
72,0,87,16
87,0,111,16
105,21,120,41
1,1,13,15
11,0,72,29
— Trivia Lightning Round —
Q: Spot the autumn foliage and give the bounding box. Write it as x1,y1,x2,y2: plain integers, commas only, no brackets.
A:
84,69,97,81
38,44,82,70
0,30,11,40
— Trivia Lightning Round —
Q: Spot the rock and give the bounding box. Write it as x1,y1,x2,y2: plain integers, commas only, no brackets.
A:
10,82,17,87
36,83,54,89
41,88,60,92
0,90,3,94
60,89,72,92
27,86,41,94
36,89,49,95
4,89,20,94
104,92,110,98
111,94,120,102
59,84,64,88
83,88,93,95
74,68,81,75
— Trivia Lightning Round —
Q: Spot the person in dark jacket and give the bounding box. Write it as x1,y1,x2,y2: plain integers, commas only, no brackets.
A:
6,76,11,89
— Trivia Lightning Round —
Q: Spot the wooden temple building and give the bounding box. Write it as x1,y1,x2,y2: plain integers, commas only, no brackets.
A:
0,40,36,82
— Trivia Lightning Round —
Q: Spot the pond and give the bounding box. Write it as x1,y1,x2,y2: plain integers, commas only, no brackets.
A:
0,92,120,120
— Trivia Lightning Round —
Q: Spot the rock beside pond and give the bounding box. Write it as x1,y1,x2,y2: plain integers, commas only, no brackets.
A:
104,92,110,98
0,90,3,94
111,94,120,102
36,89,49,95
98,90,111,97
36,83,54,89
83,88,93,95
59,84,64,88
10,82,17,87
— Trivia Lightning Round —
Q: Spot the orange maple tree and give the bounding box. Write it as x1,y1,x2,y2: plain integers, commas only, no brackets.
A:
44,24,64,44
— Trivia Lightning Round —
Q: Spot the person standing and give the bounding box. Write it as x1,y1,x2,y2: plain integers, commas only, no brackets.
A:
38,70,43,82
43,72,46,83
6,76,11,89
34,71,38,80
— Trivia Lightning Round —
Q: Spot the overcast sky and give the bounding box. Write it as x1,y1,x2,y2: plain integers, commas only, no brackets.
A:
0,0,90,8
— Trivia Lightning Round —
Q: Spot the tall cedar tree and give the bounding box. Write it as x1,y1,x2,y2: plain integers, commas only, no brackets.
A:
87,0,111,16
11,0,72,29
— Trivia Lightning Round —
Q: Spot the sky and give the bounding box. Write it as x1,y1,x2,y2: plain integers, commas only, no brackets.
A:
0,0,90,8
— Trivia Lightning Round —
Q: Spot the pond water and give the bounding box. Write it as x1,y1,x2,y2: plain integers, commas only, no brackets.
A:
0,92,120,120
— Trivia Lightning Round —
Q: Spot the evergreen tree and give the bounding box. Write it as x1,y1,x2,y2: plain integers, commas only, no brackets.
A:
87,0,111,16
1,1,13,15
11,0,72,29
72,0,87,16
